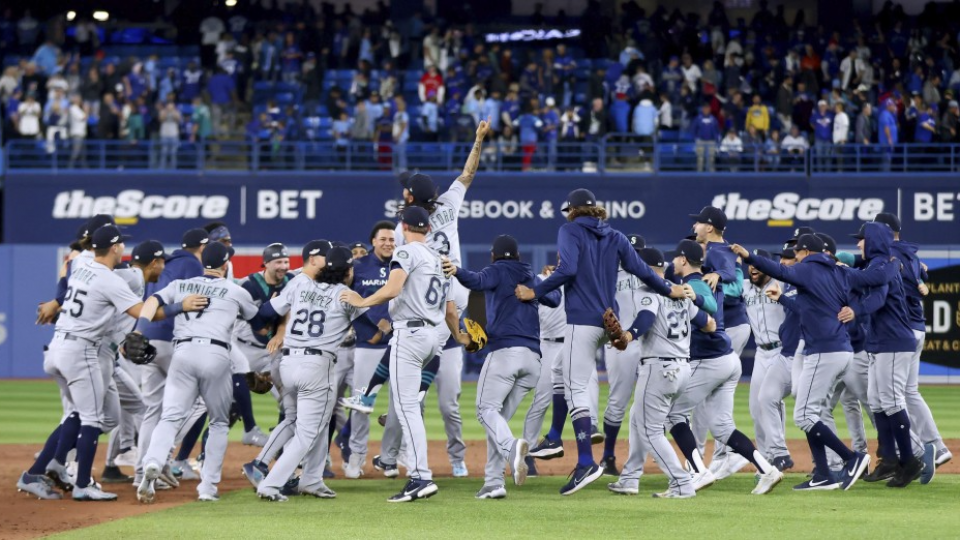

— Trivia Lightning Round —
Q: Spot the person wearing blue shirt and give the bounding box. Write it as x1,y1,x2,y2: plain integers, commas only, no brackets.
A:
879,99,899,171
541,97,560,171
632,98,658,137
32,40,59,75
554,44,576,107
914,105,936,144
691,104,720,172
208,68,236,138
482,90,502,133
180,62,203,103
513,108,543,172
810,100,835,171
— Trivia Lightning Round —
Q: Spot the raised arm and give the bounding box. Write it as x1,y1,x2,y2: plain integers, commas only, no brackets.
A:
619,237,682,298
841,259,899,289
456,119,492,189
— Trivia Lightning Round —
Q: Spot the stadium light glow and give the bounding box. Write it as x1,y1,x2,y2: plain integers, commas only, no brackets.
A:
67,11,77,21
93,11,109,21
226,0,238,7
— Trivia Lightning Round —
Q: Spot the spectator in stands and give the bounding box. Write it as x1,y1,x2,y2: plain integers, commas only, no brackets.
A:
419,65,444,104
775,77,794,131
281,32,302,84
200,13,226,68
855,103,873,145
781,125,809,170
179,61,203,104
216,32,237,67
541,97,560,170
158,102,181,169
559,105,580,170
423,26,441,69
610,90,631,133
719,129,744,171
662,55,683,99
923,74,942,112
941,100,959,143
20,62,44,99
681,53,702,94
833,101,850,168
392,97,409,172
31,39,59,76
691,103,720,172
122,97,146,143
519,62,542,103
811,99,834,169
745,93,769,136
67,94,87,168
482,90,502,133
792,81,814,133
701,60,720,98
419,92,440,142
632,97,657,140
349,100,374,162
208,67,237,137
97,92,120,140
500,87,520,128
879,98,899,171
190,96,212,143
763,129,782,170
915,103,937,147
633,65,654,98
514,104,543,172
350,70,372,102
158,68,179,105
495,123,519,169
658,93,674,130
582,97,607,166
17,91,41,139
301,54,323,112
333,111,353,156
124,62,148,103
554,43,576,107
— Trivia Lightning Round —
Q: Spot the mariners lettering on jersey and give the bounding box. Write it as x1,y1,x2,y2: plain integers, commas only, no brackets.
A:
177,282,229,298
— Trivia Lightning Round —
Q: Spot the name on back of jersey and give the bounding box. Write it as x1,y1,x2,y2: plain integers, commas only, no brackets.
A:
298,289,334,309
71,267,98,286
179,282,229,298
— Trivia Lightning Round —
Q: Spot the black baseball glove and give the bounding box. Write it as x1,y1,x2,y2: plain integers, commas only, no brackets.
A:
245,372,274,394
122,332,157,365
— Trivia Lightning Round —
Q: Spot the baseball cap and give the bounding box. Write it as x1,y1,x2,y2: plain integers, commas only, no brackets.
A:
302,239,333,260
492,234,519,259
83,214,116,238
836,251,856,266
350,242,367,251
873,212,902,233
207,225,231,242
788,226,816,242
795,234,825,253
262,243,289,264
397,170,413,189
181,228,210,249
627,234,646,251
406,173,438,204
132,240,167,264
950,100,959,109
815,233,837,254
774,247,797,259
324,246,354,271
639,247,665,268
669,239,704,265
688,206,727,231
401,206,430,228
91,225,130,249
751,248,773,260
201,242,234,269
850,223,868,240
561,188,597,212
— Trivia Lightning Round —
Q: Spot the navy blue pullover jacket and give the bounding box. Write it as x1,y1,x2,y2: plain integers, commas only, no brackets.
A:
682,272,732,359
351,253,393,348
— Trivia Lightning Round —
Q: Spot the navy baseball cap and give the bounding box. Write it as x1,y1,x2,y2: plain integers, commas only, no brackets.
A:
350,242,367,251
751,248,773,260
262,243,289,263
639,247,665,268
795,234,825,253
302,239,333,260
132,240,167,263
776,248,797,259
815,233,837,254
202,242,234,269
401,206,430,228
627,234,646,251
406,173,438,204
561,188,597,212
324,246,354,271
182,228,210,249
850,224,868,240
688,206,727,231
397,170,413,188
669,239,704,265
873,212,901,232
492,234,519,259
90,225,130,249
789,226,816,242
83,214,117,238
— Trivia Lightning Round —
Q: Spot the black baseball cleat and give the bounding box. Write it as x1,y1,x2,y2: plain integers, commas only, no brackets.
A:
772,455,795,472
863,458,898,483
525,456,539,478
100,465,132,484
378,414,388,427
560,463,603,496
887,457,923,488
600,456,620,476
388,479,438,503
591,427,605,445
529,437,564,460
280,477,300,496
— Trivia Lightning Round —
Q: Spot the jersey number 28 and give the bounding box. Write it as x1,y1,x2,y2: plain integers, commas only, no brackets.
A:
291,309,326,337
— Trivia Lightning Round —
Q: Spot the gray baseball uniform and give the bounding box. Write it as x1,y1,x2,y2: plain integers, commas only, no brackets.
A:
522,279,565,444
743,277,789,461
603,269,645,431
141,276,259,498
908,329,944,449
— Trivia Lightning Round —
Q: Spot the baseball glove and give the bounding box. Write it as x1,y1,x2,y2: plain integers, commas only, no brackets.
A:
603,308,628,351
245,372,274,394
122,332,157,365
463,318,488,352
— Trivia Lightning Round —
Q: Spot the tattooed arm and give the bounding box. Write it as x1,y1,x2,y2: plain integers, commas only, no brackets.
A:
456,118,492,189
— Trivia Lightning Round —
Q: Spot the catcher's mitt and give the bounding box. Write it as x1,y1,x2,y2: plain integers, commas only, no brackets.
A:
122,332,157,365
603,308,628,351
463,318,488,353
245,372,274,394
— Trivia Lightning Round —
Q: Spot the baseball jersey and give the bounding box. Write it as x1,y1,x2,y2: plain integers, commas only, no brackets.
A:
395,180,467,265
233,271,293,345
153,276,259,342
742,278,786,347
389,242,449,326
106,266,146,346
615,266,643,326
269,273,366,350
55,260,143,342
538,273,566,339
637,286,701,359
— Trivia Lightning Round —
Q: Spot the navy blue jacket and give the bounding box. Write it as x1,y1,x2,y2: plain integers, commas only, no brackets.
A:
704,240,748,328
455,260,561,356
351,253,393,348
890,240,926,333
746,248,899,355
533,217,673,327
776,282,802,357
682,272,732,359
141,249,204,341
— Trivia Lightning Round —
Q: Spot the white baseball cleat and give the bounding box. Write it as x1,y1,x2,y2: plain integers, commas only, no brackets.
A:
114,448,139,468
692,469,717,491
344,454,364,479
935,448,953,468
715,454,750,480
299,482,337,499
73,484,118,501
476,485,507,499
752,468,784,495
241,426,269,447
198,493,220,502
138,463,160,504
510,439,529,486
606,481,639,495
172,459,200,480
340,393,375,414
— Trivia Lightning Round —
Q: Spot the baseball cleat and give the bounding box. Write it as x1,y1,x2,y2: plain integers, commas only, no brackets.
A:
344,454,364,479
934,447,952,468
887,457,923,488
715,453,750,480
334,429,351,463
707,453,728,476
752,468,784,495
300,482,337,498
159,463,180,488
388,479,438,503
242,460,269,489
560,463,603,496
528,437,564,460
172,459,200,480
510,439,529,486
341,393,375,414
198,493,220,502
241,426,269,447
373,455,399,478
377,413,388,427
840,452,870,491
17,472,62,500
258,490,288,502
476,484,507,499
100,465,132,484
606,480,639,495
793,473,840,491
920,443,936,485
452,461,469,478
72,484,118,501
525,456,539,478
44,459,75,492
138,463,160,503
114,447,138,468
652,483,695,499
280,477,301,496
590,427,605,445
600,456,620,476
864,458,898,482
772,455,795,472
692,469,717,491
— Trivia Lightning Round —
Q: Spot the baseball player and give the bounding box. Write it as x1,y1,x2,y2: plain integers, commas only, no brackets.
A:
255,247,367,501
608,247,717,498
732,234,899,490
137,241,262,503
515,188,687,496
598,233,648,476
341,206,452,502
351,242,369,259
662,239,783,495
443,235,561,499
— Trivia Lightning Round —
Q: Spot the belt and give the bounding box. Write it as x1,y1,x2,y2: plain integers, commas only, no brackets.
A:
543,337,565,343
54,331,100,347
281,347,337,361
640,357,689,366
175,337,231,350
237,337,267,350
758,341,782,351
394,320,434,329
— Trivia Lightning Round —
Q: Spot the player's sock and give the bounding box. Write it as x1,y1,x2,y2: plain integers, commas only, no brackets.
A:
669,422,703,473
232,374,257,432
809,421,854,462
873,412,897,460
805,431,831,477
338,417,351,442
419,355,440,393
888,410,914,466
176,413,207,461
327,417,337,451
545,391,568,441
75,425,101,488
53,412,81,465
571,414,594,467
28,425,62,475
602,421,620,459
724,430,770,474
364,349,392,397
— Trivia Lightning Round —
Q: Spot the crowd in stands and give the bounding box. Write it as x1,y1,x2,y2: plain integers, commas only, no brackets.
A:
2,1,960,172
